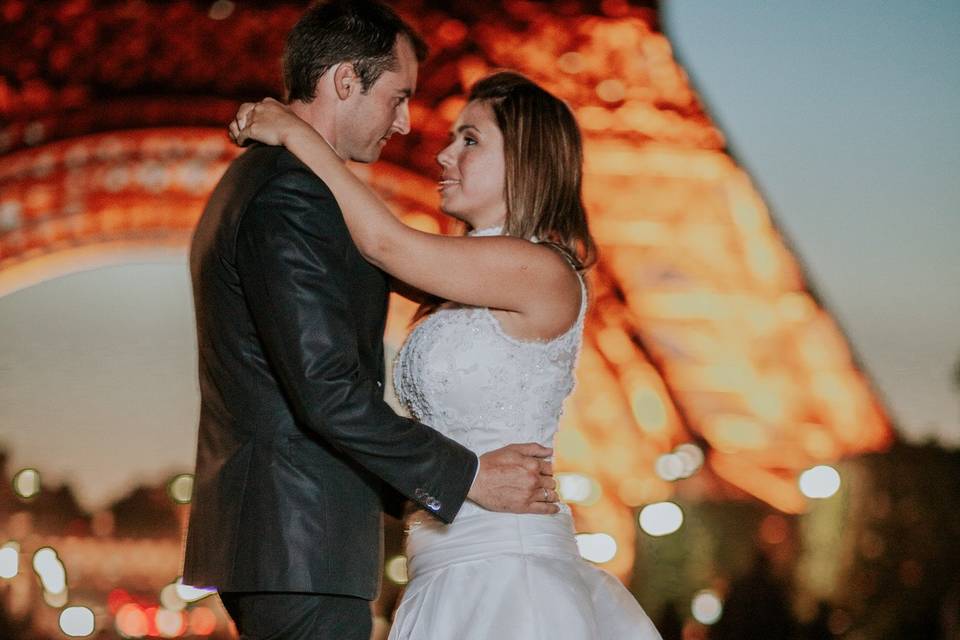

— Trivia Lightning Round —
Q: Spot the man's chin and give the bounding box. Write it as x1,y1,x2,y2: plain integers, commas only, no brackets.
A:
350,148,383,164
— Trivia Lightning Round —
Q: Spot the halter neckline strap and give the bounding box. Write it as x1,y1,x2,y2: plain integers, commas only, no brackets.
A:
467,225,504,237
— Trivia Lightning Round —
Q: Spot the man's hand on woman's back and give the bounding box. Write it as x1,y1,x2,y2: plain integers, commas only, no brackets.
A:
468,443,560,514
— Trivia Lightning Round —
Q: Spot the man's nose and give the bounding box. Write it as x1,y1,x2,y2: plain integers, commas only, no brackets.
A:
393,102,411,136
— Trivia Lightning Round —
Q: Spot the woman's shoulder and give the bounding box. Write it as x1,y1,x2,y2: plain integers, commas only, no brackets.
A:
495,240,584,340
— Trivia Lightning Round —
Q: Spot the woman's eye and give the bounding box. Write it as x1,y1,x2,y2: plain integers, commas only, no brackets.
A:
464,137,477,146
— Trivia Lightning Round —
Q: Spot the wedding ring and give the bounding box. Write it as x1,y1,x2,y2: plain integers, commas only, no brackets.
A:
542,487,549,502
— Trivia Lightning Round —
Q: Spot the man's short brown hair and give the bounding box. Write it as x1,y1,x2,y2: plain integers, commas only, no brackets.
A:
283,0,428,102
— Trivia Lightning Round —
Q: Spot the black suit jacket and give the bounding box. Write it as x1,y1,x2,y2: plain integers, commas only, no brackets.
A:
182,145,477,598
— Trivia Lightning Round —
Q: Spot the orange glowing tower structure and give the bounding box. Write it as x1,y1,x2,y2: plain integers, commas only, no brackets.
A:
0,0,892,584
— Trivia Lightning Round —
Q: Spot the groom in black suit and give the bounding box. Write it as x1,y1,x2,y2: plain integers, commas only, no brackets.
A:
182,1,556,638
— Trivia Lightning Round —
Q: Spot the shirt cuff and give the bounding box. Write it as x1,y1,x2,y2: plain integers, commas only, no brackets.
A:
471,452,480,489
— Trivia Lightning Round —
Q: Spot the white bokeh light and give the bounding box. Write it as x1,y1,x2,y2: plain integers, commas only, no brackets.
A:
41,566,67,595
160,582,186,611
691,589,723,625
40,559,67,593
575,533,618,563
59,606,95,637
655,445,705,481
799,465,841,499
0,542,19,579
33,547,67,594
168,474,194,504
655,454,685,481
638,502,684,537
32,547,58,573
674,443,704,476
155,608,186,637
557,473,600,504
385,556,409,585
13,468,40,499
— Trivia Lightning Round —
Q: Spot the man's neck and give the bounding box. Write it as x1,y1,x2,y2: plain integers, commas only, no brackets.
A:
288,100,345,162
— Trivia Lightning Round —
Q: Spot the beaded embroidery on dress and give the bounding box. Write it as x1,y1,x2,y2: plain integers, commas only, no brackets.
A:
388,227,663,640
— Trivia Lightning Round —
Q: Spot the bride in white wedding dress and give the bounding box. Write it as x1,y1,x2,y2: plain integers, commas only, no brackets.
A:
232,70,662,639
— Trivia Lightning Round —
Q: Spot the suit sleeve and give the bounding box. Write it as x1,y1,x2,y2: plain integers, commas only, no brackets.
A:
235,168,478,523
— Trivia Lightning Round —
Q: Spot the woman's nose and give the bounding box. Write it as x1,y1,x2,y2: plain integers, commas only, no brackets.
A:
436,143,454,167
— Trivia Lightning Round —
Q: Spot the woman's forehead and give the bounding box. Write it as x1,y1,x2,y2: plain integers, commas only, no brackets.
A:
454,100,497,130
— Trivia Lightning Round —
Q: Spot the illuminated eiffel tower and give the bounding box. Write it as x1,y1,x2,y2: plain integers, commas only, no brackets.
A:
0,0,891,586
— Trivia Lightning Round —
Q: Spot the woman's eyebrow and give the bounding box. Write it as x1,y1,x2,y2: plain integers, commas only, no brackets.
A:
449,124,481,137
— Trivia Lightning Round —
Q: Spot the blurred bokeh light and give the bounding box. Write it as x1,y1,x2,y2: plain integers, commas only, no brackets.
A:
798,465,842,500
690,589,722,625
575,532,619,564
167,474,194,505
638,502,684,537
59,606,96,637
13,467,40,499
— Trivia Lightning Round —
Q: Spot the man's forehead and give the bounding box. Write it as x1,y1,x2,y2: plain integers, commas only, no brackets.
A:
370,36,418,94
395,37,419,84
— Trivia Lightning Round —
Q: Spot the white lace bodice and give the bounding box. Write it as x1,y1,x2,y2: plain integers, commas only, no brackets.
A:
393,230,587,501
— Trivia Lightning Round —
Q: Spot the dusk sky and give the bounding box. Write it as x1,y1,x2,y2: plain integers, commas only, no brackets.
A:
1,2,958,511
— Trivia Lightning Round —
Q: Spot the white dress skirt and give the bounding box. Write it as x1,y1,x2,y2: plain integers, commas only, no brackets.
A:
388,506,663,640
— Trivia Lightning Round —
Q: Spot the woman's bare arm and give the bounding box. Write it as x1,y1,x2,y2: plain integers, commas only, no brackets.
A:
233,99,580,331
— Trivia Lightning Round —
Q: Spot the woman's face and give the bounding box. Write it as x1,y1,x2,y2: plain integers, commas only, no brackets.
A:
436,100,507,230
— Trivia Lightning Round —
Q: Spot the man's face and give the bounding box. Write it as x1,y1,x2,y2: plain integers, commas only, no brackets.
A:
340,36,418,163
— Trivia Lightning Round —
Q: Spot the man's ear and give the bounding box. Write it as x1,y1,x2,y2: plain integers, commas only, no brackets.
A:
332,62,358,101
